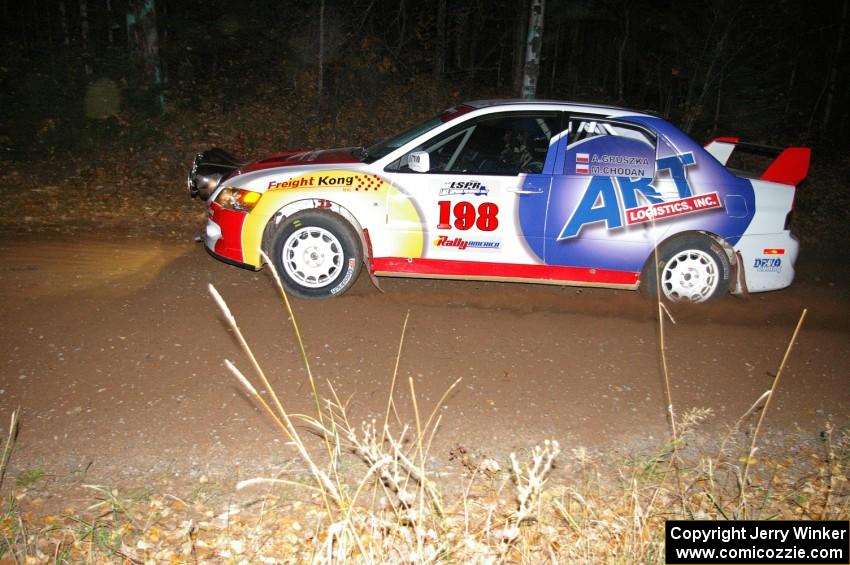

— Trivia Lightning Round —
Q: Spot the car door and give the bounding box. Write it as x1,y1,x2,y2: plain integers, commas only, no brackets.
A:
383,111,567,276
542,116,660,277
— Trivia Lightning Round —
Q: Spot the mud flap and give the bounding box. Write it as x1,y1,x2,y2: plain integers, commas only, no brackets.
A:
733,250,750,299
362,228,384,293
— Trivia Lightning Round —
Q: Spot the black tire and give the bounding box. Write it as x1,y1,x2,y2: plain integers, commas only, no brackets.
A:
640,235,730,303
268,210,363,299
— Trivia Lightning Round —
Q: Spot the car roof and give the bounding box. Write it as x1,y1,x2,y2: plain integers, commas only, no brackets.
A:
463,99,654,117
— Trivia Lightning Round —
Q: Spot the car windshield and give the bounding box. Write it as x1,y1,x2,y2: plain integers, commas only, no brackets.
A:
360,105,474,163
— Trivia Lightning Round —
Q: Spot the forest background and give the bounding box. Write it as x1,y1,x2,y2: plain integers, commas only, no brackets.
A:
0,0,847,244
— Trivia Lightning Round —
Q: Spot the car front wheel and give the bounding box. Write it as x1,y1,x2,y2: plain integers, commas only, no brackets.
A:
641,235,730,303
269,210,362,299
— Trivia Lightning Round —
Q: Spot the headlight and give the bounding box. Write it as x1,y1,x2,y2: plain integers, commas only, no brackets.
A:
214,187,262,212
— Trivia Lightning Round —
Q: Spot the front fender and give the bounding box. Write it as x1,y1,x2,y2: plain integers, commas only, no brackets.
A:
238,170,422,267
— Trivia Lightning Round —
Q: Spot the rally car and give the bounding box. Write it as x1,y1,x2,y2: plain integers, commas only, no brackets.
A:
188,100,810,302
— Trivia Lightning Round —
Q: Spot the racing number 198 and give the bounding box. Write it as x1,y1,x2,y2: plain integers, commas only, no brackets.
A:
437,201,499,231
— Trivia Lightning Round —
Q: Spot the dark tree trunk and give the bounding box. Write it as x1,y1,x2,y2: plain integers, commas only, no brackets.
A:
567,21,580,94
466,1,480,78
393,0,407,54
782,59,797,123
318,0,325,96
58,0,70,47
434,0,446,78
106,0,115,45
713,71,723,132
453,8,469,70
821,0,848,134
681,16,731,134
549,16,561,94
127,0,166,113
80,0,92,75
615,2,630,102
511,0,529,97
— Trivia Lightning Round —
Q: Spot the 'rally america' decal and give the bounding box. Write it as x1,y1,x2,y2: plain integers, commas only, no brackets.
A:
433,236,501,250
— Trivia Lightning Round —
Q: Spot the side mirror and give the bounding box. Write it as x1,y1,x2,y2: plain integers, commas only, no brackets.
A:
408,151,430,173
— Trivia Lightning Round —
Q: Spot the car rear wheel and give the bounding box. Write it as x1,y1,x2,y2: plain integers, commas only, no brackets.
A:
641,235,730,303
269,210,362,299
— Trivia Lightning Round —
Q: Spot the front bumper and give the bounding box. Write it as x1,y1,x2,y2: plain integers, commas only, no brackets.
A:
205,202,257,268
204,242,259,271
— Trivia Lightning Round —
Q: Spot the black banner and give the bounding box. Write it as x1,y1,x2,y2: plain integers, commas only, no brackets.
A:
665,521,849,564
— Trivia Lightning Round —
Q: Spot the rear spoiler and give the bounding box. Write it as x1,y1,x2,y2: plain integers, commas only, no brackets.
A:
704,137,811,186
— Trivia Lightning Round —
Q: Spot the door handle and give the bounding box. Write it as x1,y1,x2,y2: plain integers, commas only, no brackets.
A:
508,187,543,194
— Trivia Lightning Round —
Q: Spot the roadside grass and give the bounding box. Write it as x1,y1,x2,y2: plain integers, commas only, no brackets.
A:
0,415,846,562
0,269,847,562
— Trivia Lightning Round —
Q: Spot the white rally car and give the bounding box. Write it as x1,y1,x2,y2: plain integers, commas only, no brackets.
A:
188,100,810,302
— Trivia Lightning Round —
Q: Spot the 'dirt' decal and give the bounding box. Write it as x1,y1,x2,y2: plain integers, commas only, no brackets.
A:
753,257,782,273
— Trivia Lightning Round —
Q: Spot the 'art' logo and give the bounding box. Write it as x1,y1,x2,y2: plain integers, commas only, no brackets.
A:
559,152,720,239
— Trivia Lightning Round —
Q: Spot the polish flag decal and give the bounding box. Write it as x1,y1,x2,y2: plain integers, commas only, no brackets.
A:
576,163,589,174
576,152,590,164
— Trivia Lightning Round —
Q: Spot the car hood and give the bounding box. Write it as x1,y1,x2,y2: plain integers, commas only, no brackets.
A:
237,147,361,175
214,147,372,196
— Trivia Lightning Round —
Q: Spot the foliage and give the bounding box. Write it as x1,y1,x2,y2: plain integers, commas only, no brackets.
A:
0,0,847,160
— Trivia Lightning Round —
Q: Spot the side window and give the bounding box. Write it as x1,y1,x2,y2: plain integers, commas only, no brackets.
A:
394,113,566,175
565,116,656,178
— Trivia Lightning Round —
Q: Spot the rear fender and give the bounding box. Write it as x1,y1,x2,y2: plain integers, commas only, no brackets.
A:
643,230,739,292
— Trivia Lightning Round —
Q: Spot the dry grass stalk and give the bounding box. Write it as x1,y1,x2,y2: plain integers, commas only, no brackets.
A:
0,408,19,491
208,284,341,510
194,250,831,562
738,308,807,512
258,250,322,418
507,440,560,535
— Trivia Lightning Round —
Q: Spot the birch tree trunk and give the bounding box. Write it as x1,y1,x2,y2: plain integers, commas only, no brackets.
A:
521,0,545,99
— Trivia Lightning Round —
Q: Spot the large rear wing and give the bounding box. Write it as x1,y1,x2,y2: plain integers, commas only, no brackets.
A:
704,137,811,186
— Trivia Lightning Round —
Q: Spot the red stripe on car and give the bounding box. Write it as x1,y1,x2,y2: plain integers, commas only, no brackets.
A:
372,258,639,286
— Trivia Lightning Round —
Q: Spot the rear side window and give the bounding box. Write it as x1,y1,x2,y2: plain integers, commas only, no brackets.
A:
564,116,656,178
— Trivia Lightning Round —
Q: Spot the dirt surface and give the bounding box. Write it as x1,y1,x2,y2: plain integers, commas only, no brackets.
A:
1,231,848,488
